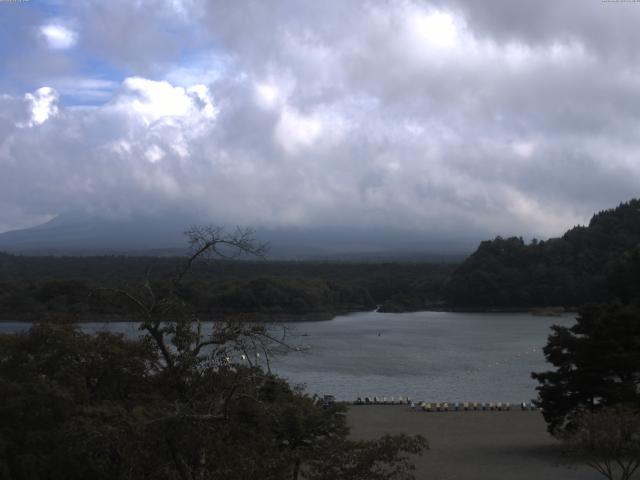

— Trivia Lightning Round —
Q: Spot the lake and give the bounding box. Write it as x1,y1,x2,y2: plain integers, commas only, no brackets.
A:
0,311,575,403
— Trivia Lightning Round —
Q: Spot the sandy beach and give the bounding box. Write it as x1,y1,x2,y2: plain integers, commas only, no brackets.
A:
347,406,602,480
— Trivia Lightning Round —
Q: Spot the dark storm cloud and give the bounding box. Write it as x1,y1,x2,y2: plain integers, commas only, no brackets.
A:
443,0,640,59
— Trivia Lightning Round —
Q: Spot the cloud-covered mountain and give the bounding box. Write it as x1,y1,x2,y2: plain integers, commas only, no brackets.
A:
0,211,475,260
0,212,190,254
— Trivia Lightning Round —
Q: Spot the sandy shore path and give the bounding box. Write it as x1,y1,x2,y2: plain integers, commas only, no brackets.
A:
347,405,602,480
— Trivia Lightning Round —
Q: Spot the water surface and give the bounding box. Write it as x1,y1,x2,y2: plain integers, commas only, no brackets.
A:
0,311,575,403
269,311,574,402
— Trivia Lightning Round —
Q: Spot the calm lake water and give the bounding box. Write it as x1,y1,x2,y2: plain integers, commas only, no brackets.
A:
0,311,575,403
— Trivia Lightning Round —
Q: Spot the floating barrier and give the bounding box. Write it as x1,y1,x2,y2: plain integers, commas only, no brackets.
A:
354,396,412,406
348,397,538,411
348,395,538,412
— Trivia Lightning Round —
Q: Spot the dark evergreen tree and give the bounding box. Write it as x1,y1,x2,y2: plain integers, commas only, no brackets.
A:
532,304,640,435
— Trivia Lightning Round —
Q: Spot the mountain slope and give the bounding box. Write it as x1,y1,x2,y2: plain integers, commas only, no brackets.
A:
0,212,192,254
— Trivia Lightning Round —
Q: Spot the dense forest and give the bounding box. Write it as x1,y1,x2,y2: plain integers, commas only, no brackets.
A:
445,199,640,309
0,254,454,320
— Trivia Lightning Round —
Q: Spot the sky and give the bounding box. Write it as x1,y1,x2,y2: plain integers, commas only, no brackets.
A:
1,0,639,240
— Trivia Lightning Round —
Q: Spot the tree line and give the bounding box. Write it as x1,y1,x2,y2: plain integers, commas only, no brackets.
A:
0,254,454,320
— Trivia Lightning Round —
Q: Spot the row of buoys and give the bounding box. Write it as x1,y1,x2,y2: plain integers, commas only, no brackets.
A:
354,396,411,405
349,398,538,411
414,401,537,412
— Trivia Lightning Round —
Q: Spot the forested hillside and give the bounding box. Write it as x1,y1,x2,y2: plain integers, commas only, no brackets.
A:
445,199,640,308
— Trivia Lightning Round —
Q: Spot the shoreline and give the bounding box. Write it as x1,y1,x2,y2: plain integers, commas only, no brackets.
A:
0,306,577,323
0,310,352,324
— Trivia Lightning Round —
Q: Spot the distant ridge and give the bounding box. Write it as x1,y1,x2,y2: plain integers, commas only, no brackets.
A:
0,212,192,255
0,211,475,261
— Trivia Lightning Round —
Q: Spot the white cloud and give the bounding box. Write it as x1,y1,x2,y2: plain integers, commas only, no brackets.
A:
408,10,460,50
39,23,78,50
113,77,217,125
254,82,281,110
19,87,59,127
145,144,165,163
275,107,323,155
512,140,536,159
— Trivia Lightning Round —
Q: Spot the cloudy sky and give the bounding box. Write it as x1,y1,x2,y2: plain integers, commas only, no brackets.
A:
0,0,639,240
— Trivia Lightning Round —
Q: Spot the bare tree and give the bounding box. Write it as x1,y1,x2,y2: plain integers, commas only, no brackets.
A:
563,407,640,480
101,226,293,373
